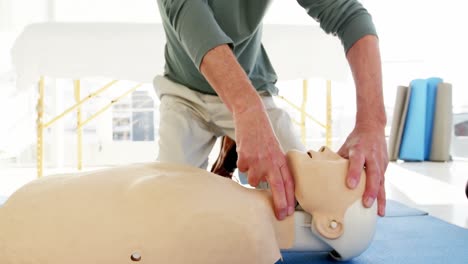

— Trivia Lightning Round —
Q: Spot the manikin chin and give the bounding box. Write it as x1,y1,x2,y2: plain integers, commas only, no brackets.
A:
0,146,377,264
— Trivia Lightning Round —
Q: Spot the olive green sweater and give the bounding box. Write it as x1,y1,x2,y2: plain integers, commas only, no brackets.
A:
157,0,377,95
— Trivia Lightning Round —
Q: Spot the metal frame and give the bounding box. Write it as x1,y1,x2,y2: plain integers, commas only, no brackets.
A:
74,80,82,170
277,79,332,148
36,77,45,178
36,77,142,178
36,77,332,178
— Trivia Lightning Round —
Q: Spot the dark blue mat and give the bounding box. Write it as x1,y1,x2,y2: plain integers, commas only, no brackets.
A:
279,214,468,264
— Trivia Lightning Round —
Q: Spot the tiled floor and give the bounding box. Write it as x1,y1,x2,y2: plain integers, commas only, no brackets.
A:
1,160,467,228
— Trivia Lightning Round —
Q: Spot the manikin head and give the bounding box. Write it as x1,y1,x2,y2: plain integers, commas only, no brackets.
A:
286,146,377,261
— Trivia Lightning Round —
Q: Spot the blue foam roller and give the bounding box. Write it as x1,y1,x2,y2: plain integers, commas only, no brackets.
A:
399,79,428,161
424,77,443,160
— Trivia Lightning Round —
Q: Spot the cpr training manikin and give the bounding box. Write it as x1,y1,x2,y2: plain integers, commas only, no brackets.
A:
0,147,377,263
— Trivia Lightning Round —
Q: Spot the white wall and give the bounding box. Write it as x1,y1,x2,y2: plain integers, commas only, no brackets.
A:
0,0,48,31
364,0,468,109
53,0,160,23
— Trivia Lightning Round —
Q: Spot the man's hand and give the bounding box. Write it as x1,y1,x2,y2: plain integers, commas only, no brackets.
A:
234,106,295,220
344,35,387,216
200,44,294,220
338,123,388,216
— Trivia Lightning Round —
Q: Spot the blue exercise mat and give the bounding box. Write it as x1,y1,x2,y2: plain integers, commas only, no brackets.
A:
399,79,427,161
399,77,443,161
424,77,443,160
399,79,428,161
279,212,468,264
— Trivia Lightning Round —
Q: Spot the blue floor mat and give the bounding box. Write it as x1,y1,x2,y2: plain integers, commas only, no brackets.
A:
279,214,468,264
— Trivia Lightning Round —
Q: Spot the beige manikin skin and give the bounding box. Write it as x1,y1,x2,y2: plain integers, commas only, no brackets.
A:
0,147,368,264
287,146,366,240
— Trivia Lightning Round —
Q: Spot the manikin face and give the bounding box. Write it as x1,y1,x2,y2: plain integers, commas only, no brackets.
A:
286,146,378,261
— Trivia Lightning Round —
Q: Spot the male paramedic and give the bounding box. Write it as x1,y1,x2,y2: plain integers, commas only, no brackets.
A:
154,0,388,221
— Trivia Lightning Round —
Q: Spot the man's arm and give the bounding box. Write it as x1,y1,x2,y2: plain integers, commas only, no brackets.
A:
339,35,387,217
159,0,294,220
297,0,388,215
200,44,295,220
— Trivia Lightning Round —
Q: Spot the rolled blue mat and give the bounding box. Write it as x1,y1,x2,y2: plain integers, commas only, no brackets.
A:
399,79,428,161
399,78,443,161
424,77,443,160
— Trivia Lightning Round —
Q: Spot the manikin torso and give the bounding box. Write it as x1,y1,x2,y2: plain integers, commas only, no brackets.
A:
0,147,376,263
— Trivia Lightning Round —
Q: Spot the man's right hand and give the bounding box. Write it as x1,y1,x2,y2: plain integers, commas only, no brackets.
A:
233,106,296,220
200,44,294,220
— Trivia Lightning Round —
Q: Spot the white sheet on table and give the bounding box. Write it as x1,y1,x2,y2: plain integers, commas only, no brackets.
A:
11,22,349,90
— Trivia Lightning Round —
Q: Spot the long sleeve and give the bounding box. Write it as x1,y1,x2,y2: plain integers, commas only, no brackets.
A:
296,0,377,53
159,0,233,69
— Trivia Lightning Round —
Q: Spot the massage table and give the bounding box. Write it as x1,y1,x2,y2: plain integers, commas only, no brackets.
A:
0,195,466,263
11,22,350,177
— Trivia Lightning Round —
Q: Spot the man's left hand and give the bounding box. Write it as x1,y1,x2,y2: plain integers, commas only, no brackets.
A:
338,123,388,217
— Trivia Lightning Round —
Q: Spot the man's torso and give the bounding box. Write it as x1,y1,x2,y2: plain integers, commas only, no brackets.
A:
158,0,278,95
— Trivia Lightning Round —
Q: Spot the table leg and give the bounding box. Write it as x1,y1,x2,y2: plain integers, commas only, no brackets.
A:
74,80,82,170
300,79,308,146
37,77,45,178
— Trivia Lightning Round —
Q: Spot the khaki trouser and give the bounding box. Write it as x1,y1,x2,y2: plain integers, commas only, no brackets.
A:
153,76,305,178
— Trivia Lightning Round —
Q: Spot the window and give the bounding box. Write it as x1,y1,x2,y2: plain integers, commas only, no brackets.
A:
455,120,468,137
112,90,155,142
452,113,468,158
